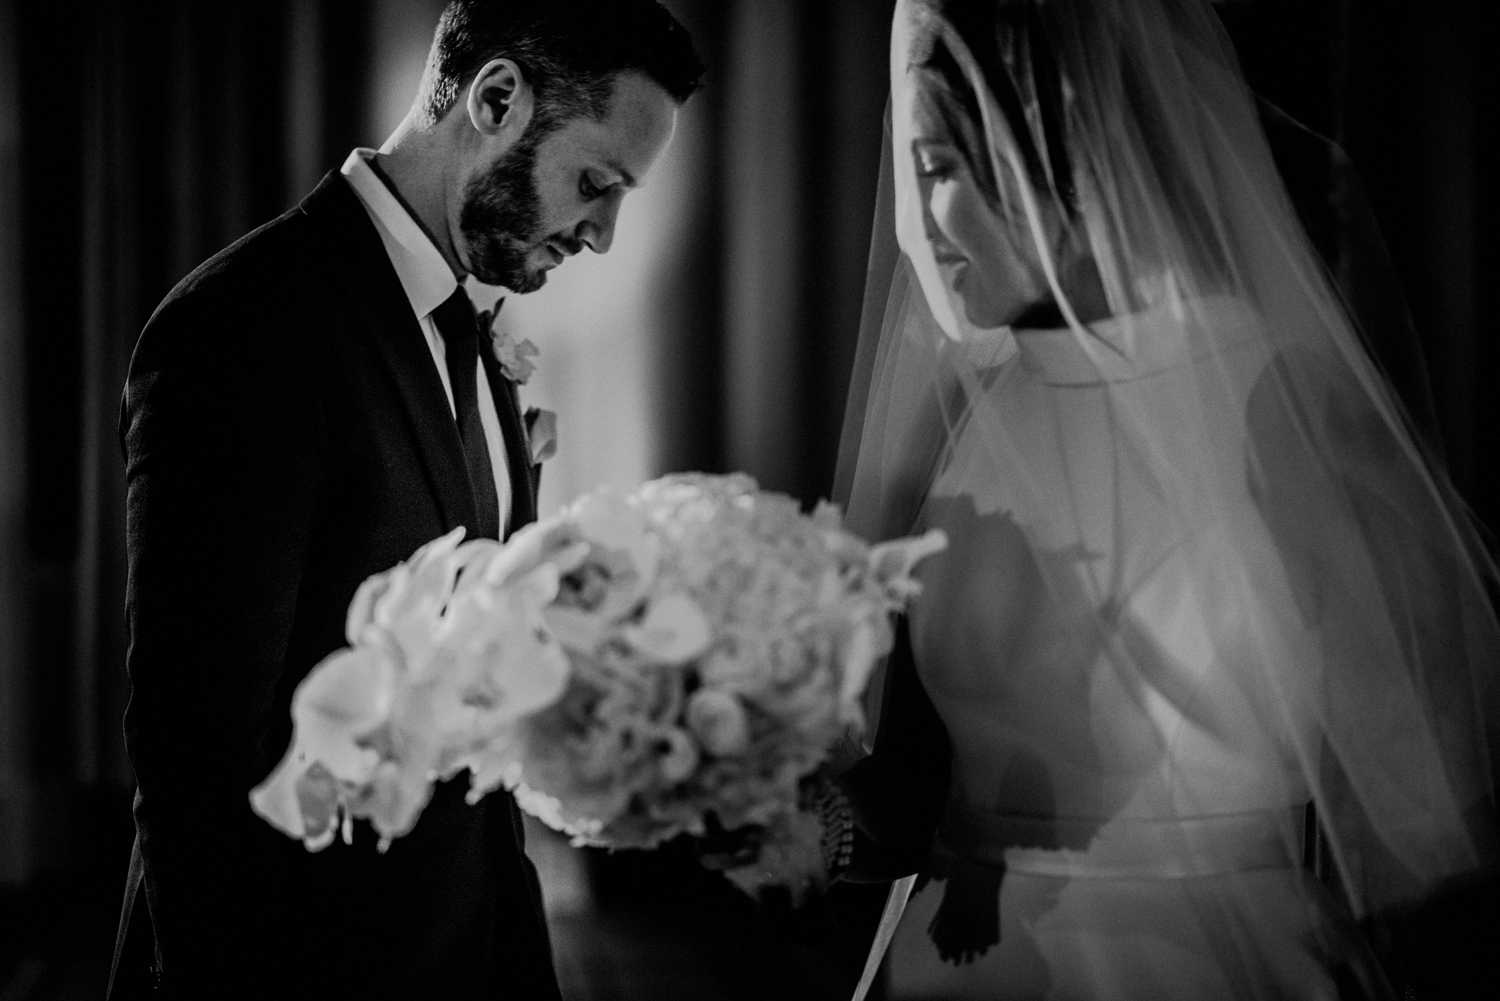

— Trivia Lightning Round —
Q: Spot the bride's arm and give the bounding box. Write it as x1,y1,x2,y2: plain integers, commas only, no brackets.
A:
1245,347,1495,905
823,616,952,883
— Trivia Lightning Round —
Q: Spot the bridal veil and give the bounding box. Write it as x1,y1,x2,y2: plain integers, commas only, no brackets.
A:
834,0,1500,922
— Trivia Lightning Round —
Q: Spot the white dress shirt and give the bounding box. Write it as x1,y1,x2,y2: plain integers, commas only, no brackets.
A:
341,149,512,532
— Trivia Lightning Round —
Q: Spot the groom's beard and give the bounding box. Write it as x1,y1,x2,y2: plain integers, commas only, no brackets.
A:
460,136,549,293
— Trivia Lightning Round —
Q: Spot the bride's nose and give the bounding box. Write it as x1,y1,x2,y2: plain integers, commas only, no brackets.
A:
921,182,960,254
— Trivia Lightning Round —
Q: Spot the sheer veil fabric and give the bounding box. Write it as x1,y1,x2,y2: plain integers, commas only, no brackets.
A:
835,0,1499,995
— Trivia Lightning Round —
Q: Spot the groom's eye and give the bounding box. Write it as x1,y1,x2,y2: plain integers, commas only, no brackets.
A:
580,173,605,201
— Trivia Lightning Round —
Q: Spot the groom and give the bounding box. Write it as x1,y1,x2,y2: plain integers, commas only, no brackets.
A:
108,2,700,997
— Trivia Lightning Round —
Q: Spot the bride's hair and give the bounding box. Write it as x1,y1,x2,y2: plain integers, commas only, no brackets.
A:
912,0,1243,304
911,0,1076,214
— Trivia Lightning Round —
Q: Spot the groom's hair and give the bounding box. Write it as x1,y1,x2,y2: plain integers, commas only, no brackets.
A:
414,0,703,135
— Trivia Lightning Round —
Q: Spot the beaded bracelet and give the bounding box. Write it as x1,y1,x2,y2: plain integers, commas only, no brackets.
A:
816,781,856,879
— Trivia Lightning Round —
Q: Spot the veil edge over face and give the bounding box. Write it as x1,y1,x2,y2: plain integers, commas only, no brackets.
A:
837,0,1500,920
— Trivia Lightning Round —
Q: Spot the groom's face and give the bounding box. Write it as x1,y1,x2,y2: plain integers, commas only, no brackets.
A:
459,72,677,292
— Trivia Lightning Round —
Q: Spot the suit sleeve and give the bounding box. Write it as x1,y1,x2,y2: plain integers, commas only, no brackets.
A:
836,616,952,882
120,289,327,983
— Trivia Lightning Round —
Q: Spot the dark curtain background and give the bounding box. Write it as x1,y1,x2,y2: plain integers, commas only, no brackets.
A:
0,0,379,991
0,0,1496,997
1217,0,1500,524
10,0,370,858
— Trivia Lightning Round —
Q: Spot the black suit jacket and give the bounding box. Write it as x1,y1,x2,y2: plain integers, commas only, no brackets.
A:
109,172,559,1000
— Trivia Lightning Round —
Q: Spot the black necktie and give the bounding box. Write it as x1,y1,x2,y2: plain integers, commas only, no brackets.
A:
431,287,501,540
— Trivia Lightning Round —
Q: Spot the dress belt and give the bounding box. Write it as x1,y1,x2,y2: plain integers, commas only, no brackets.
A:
939,803,1305,879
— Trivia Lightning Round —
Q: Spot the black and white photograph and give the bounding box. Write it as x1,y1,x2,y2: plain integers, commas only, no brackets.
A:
1,1,1497,998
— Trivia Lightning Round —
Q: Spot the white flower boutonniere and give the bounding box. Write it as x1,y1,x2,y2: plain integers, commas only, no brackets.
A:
477,303,540,385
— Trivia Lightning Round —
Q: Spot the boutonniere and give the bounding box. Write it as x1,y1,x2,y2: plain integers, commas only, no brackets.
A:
524,407,558,465
476,301,539,385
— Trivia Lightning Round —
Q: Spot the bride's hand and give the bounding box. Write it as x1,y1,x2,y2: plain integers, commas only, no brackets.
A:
925,844,1004,965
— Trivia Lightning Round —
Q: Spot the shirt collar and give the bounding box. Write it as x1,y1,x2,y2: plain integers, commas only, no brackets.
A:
340,148,457,321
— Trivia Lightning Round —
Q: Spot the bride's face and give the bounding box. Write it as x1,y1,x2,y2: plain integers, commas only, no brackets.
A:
906,73,1053,329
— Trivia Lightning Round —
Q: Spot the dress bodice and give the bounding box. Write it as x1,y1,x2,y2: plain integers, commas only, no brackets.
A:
908,299,1319,827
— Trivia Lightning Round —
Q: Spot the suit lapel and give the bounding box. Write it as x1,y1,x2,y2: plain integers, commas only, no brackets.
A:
298,172,479,536
477,343,538,533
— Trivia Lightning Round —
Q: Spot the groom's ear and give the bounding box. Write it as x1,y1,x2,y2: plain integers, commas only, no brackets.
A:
466,58,534,141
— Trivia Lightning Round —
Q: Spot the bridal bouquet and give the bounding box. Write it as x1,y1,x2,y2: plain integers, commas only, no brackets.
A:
251,473,944,890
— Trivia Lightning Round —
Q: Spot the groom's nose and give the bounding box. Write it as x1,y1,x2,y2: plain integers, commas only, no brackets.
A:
578,193,624,254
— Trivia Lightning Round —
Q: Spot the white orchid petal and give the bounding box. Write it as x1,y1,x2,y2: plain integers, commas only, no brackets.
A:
293,763,343,852
304,738,381,785
248,746,309,839
368,563,413,630
478,519,551,585
291,646,397,783
479,516,586,587
408,525,468,569
545,541,592,577
367,527,468,626
429,697,478,735
352,759,436,843
446,538,507,598
438,574,573,731
295,647,396,734
514,561,562,606
303,824,338,853
544,606,611,654
345,574,393,647
479,629,570,720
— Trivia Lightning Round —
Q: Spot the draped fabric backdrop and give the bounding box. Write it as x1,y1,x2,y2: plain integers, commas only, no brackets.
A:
0,0,1496,994
1219,0,1500,521
1,0,378,894
1,0,27,891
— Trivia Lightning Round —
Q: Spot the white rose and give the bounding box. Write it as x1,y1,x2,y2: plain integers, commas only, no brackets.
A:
685,689,751,757
658,728,700,784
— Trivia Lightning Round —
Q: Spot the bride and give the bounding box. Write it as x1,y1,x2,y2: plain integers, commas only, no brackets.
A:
824,0,1500,997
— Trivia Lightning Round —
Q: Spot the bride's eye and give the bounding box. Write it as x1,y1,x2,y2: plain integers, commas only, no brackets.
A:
914,145,959,182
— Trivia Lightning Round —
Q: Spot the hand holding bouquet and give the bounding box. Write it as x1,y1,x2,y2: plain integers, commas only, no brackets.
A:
252,474,945,891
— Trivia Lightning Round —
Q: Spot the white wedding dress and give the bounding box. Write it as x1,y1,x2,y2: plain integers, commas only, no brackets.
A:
836,3,1500,997
876,301,1388,1000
